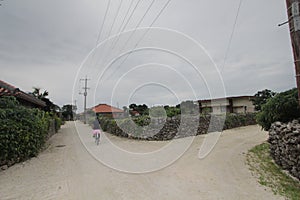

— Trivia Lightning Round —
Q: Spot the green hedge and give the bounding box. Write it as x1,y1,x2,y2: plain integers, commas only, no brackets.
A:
256,88,300,130
224,113,256,129
0,96,50,166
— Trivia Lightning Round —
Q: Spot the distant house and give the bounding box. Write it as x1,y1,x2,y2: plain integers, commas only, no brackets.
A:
93,104,124,118
129,110,140,117
0,80,46,109
198,95,255,114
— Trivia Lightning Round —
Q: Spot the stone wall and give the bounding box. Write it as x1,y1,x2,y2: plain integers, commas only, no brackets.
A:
99,113,256,141
268,120,300,180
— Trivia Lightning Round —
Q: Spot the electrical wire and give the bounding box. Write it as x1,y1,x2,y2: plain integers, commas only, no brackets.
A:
92,0,124,69
110,0,138,49
117,0,156,55
95,0,112,46
220,0,243,72
99,0,154,69
105,0,172,79
87,0,111,72
106,0,124,40
96,0,139,67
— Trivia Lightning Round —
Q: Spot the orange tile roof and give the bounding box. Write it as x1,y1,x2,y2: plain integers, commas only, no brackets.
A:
93,104,124,113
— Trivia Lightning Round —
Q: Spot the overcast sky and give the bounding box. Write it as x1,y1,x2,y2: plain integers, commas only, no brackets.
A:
0,0,296,112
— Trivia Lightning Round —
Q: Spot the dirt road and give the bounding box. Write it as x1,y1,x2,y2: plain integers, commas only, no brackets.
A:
0,122,283,200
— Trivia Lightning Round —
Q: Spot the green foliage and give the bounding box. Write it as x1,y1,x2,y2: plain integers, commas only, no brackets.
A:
61,104,75,121
256,88,300,130
164,106,181,117
54,116,62,132
149,106,166,118
132,115,150,126
224,113,256,129
129,103,148,115
0,96,51,166
32,87,49,99
251,89,276,111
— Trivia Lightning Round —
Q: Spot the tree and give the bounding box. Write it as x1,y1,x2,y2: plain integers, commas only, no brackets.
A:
62,104,75,121
31,87,59,113
251,89,276,111
129,103,137,110
164,105,180,117
256,88,300,130
32,87,49,99
129,103,148,115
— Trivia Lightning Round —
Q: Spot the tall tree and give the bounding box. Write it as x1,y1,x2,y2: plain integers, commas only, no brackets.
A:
62,104,75,121
251,89,276,111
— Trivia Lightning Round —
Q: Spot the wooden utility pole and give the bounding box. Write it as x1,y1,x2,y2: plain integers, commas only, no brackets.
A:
286,0,300,105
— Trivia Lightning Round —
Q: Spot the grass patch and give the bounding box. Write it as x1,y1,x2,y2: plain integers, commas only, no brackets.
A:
246,143,300,200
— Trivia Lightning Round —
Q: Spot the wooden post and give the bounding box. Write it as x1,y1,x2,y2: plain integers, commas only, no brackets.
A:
286,0,300,105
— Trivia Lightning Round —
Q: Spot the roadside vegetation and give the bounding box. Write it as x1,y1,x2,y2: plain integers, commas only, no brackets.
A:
0,94,63,167
254,88,300,130
247,88,300,199
247,143,300,200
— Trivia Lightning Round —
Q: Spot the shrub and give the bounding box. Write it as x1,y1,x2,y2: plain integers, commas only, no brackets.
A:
256,88,300,130
224,113,256,129
54,116,62,132
0,96,50,166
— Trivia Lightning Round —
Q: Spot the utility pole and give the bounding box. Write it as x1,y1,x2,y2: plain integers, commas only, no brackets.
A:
285,0,300,105
73,100,77,120
79,76,90,124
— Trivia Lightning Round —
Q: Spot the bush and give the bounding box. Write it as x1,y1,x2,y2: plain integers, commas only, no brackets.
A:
256,88,300,130
54,116,62,133
224,113,256,129
0,96,50,166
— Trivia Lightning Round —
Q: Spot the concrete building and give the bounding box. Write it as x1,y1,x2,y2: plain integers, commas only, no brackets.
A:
198,96,255,114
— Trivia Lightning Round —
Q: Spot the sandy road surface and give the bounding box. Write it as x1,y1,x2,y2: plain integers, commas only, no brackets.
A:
0,121,283,200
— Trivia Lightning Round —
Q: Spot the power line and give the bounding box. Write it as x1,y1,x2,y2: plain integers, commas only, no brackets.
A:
95,0,139,68
113,0,136,42
95,0,112,46
110,0,143,50
106,0,124,40
105,0,172,80
88,0,111,72
135,0,172,45
93,0,126,69
98,0,153,69
220,0,243,72
116,0,156,55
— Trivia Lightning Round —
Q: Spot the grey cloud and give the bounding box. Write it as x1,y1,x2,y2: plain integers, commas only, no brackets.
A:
1,0,297,112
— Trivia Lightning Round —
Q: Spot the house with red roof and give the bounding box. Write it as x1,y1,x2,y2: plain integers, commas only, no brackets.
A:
0,80,46,109
92,104,124,118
